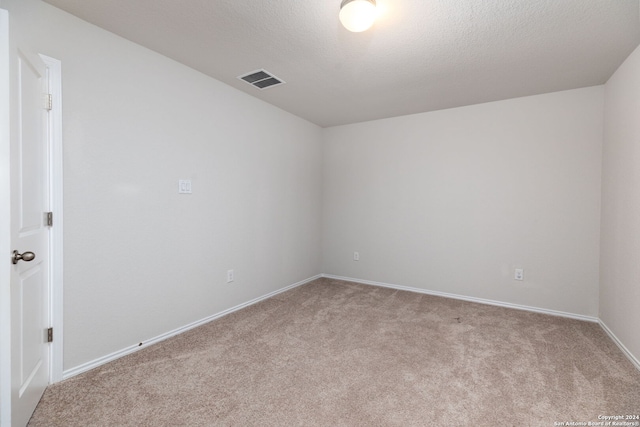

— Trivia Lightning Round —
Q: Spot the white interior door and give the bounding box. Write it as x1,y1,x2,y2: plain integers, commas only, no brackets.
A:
10,49,51,427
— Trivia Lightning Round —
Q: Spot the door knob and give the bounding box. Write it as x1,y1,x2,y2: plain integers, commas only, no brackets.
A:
12,250,35,265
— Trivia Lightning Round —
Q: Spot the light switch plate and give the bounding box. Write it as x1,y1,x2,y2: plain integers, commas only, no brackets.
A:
178,179,192,194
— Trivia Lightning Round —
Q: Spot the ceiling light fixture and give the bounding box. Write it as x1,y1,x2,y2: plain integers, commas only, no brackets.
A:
339,0,377,32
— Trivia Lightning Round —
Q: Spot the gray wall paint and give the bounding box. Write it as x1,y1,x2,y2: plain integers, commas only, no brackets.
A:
322,87,604,317
3,0,323,370
4,0,639,376
601,44,640,362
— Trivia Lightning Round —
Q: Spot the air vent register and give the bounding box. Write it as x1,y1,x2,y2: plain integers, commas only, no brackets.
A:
238,69,285,90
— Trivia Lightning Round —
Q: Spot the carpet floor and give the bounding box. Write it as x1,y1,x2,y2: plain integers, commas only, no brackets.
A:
28,278,640,426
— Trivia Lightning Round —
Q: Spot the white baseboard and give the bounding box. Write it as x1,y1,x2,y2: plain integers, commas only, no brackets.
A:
322,274,599,323
328,273,639,372
64,273,640,380
598,320,640,371
63,274,322,380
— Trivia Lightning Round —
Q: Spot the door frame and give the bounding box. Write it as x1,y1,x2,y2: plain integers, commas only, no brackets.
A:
41,54,64,385
1,8,13,426
0,9,64,426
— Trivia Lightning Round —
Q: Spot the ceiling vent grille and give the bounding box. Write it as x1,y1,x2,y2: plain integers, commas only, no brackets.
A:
238,69,285,90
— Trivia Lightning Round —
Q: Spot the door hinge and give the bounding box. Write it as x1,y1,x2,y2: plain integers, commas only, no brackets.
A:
46,211,53,227
47,327,53,343
46,94,53,111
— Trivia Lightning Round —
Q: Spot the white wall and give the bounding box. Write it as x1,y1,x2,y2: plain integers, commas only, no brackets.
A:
2,0,323,371
3,0,636,380
322,87,604,317
600,44,640,363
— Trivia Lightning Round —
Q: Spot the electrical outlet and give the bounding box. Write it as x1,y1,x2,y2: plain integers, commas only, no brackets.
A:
227,269,234,283
514,268,524,281
353,251,360,261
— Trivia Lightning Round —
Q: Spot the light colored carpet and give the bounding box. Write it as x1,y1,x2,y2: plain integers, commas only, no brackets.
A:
29,278,640,426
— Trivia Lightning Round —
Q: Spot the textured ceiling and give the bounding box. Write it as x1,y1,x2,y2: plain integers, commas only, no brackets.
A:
43,0,640,127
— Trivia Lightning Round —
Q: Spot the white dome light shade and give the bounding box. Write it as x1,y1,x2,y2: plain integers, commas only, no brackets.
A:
339,0,377,32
